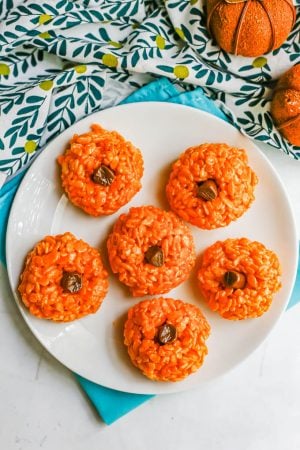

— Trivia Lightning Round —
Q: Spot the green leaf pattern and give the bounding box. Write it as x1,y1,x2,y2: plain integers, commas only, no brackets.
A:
0,0,299,180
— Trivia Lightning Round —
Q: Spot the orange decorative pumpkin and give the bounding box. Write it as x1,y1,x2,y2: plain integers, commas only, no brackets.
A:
207,0,296,57
271,64,300,147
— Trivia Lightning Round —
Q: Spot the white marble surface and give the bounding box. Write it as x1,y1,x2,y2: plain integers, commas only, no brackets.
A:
0,144,300,450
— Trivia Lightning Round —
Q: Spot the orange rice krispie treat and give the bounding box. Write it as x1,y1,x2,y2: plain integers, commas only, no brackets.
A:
124,298,210,381
18,232,109,322
197,238,282,320
166,143,258,230
57,124,144,216
107,205,196,297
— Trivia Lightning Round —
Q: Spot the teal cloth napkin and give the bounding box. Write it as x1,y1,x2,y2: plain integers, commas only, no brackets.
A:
1,78,300,425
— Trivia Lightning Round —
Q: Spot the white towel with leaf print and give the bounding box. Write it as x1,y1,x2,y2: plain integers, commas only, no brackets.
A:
0,0,299,185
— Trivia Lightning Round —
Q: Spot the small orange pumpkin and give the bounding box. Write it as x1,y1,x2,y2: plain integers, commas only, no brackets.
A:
207,0,296,57
271,64,300,147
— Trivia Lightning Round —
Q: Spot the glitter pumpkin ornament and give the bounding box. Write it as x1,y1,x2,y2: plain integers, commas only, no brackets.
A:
271,64,300,147
206,0,296,57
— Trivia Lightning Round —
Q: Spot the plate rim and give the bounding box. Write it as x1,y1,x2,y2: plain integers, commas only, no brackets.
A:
5,101,299,394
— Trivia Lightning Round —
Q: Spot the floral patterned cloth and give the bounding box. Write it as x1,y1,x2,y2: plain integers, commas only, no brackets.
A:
0,0,299,186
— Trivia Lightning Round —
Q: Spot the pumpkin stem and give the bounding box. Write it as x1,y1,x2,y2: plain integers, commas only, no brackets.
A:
234,0,251,55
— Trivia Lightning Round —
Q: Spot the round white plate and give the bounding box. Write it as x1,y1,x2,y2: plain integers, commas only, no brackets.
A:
6,102,298,395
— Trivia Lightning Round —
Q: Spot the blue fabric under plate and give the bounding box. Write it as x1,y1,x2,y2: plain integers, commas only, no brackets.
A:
1,78,299,425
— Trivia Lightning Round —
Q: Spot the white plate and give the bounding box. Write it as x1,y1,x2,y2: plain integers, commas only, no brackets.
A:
6,102,298,395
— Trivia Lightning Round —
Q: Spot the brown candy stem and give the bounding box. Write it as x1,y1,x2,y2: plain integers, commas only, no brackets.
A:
91,164,115,186
223,271,246,289
145,245,164,267
157,323,177,345
197,179,218,201
61,271,82,293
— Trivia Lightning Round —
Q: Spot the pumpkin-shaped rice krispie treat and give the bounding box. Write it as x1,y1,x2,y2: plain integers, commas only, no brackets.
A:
197,238,281,320
124,297,210,381
18,232,108,321
107,205,196,297
166,143,258,230
57,124,143,216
